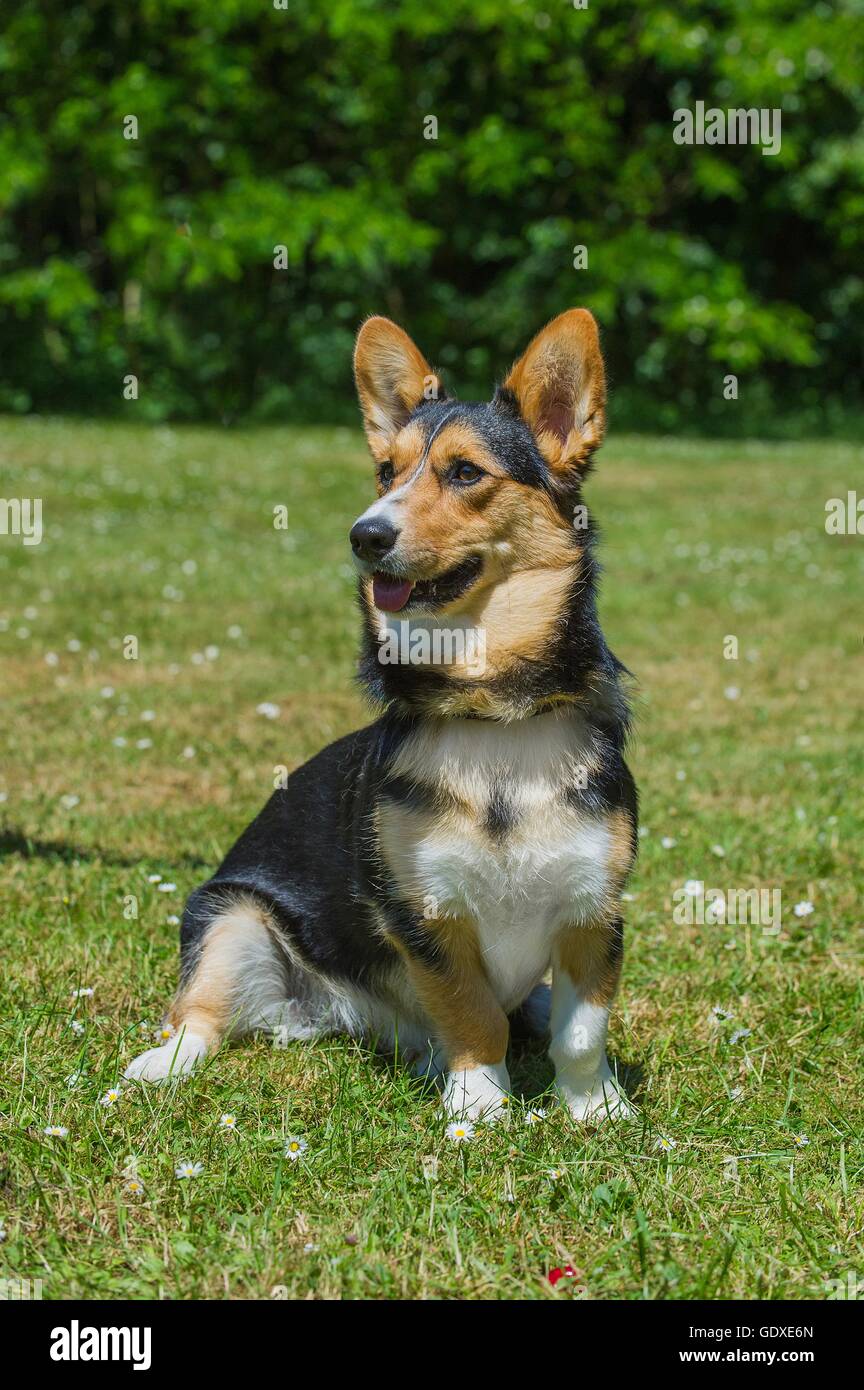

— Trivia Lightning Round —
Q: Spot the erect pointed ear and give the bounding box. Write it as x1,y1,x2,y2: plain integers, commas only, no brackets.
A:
499,308,606,473
353,316,444,459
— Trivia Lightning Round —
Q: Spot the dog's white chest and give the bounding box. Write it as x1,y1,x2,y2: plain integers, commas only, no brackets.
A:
383,712,616,1009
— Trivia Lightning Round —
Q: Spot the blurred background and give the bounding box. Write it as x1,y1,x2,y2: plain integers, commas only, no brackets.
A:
1,0,862,434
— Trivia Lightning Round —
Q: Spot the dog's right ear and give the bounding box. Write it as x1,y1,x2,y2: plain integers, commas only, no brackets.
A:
353,317,444,459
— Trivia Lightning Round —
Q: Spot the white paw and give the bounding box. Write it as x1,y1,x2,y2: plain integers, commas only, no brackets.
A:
557,1071,632,1123
124,1030,208,1083
443,1060,510,1121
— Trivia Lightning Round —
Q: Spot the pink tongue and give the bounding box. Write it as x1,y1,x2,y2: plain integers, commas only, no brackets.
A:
373,574,414,612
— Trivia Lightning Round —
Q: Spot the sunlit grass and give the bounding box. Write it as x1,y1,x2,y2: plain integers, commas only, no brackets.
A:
0,417,861,1299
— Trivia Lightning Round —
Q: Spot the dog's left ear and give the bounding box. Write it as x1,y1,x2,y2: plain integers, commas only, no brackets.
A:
354,316,444,459
498,308,606,473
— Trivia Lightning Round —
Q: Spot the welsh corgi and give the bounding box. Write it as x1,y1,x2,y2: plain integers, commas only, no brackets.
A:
126,308,638,1122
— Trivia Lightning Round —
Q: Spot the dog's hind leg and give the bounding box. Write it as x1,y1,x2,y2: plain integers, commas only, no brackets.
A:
125,893,289,1082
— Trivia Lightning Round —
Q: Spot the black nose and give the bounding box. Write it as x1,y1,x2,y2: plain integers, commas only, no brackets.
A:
350,515,399,563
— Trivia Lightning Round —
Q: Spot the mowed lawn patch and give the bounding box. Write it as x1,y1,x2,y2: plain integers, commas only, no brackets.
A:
0,416,861,1300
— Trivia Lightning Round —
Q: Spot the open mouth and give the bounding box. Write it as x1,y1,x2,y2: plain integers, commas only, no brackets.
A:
372,555,483,613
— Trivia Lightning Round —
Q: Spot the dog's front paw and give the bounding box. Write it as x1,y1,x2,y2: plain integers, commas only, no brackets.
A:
557,1072,632,1123
443,1061,510,1122
124,1031,208,1083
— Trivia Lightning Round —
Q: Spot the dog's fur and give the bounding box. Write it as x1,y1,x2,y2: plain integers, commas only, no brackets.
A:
126,309,638,1121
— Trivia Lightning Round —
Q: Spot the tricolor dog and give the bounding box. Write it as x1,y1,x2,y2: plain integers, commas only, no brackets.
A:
126,309,638,1122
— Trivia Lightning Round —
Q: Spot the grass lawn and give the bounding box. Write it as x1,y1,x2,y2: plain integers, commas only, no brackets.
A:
0,415,861,1301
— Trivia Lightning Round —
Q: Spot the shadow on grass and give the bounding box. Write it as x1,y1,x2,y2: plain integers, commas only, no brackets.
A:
0,826,212,872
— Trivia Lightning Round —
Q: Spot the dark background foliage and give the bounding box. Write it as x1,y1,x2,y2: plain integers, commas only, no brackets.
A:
1,0,862,431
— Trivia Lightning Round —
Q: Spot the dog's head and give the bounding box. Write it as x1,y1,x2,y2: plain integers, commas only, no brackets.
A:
350,310,606,618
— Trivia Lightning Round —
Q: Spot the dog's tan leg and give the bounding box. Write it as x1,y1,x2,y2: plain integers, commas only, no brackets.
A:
395,920,510,1120
125,897,286,1083
549,916,631,1121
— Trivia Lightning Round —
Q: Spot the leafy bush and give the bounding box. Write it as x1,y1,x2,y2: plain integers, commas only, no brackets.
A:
1,0,861,431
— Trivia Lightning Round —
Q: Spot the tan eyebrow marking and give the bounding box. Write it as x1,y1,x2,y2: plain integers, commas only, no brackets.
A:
426,420,502,474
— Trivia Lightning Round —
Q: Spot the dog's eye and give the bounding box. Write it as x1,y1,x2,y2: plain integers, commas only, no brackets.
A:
377,461,395,489
451,459,484,485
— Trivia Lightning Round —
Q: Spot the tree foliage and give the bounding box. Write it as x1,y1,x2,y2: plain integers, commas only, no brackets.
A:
1,0,861,428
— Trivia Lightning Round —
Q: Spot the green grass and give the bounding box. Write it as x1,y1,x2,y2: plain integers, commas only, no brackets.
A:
1,416,861,1301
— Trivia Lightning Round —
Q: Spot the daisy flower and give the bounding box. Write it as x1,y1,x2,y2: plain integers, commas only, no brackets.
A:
166,915,180,926
157,882,176,893
257,702,281,720
729,1028,751,1045
154,1024,176,1042
525,1108,547,1126
728,1086,744,1100
70,1020,85,1036
44,1125,69,1139
99,1087,122,1108
0,1222,6,1242
445,1121,474,1144
72,987,94,999
175,1161,203,1180
547,1168,564,1182
661,836,677,849
711,1006,734,1021
284,1136,308,1161
147,873,162,884
655,1136,677,1152
792,1133,810,1148
219,1114,238,1130
124,1178,145,1197
711,844,726,857
793,901,814,918
65,1070,84,1089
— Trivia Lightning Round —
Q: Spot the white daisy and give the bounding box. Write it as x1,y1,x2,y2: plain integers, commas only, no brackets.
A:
219,1114,238,1130
711,844,726,857
257,702,281,720
175,1161,204,1180
154,1024,176,1042
711,1006,734,1021
446,1121,475,1144
792,1133,810,1148
166,915,180,926
124,1177,145,1197
60,794,80,809
99,1088,122,1108
793,901,814,918
284,1136,308,1161
65,1070,84,1089
44,1125,69,1138
724,686,741,700
147,873,162,884
72,987,94,999
70,1020,85,1036
157,882,177,893
729,1028,751,1045
525,1108,547,1126
655,1136,677,1152
661,836,677,849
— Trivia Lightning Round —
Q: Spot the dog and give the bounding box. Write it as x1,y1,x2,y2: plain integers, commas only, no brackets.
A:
125,308,638,1122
